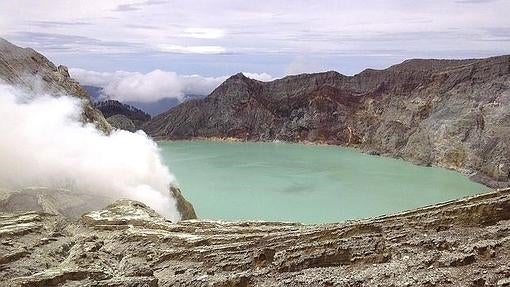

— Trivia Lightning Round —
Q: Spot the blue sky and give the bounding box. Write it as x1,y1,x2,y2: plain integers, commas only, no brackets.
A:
1,0,509,101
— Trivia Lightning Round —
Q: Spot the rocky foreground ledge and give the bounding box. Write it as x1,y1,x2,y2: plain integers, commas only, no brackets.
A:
0,189,509,286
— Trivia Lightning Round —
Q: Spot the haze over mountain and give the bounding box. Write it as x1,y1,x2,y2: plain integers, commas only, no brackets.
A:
124,97,183,116
83,83,205,116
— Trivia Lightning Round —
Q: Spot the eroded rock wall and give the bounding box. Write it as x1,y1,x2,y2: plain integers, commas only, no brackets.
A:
145,56,510,187
1,189,509,286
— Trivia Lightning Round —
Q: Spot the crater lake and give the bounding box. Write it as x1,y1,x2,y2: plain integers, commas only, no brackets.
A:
159,140,487,224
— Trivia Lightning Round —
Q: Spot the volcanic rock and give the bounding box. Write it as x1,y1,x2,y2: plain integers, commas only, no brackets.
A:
95,99,151,131
170,185,197,220
0,187,112,219
144,57,510,188
107,114,137,132
1,188,509,286
0,37,111,133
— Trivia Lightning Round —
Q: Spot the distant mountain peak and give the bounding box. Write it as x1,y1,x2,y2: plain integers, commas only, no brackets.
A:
224,72,253,83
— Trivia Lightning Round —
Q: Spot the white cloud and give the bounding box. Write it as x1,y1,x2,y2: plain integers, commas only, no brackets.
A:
2,0,509,75
103,70,188,102
70,68,273,102
67,68,114,87
242,72,274,82
3,0,509,59
157,44,226,54
181,28,225,39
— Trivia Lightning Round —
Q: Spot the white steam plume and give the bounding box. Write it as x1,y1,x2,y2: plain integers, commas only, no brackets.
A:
0,83,180,221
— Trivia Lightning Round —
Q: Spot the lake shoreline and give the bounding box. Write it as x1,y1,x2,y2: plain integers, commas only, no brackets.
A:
158,138,487,223
156,136,498,191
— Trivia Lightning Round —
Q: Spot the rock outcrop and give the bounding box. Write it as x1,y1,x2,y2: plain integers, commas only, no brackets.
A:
0,187,113,219
0,38,111,133
0,185,196,221
1,188,509,286
106,114,138,132
144,56,510,188
94,99,151,131
170,185,197,220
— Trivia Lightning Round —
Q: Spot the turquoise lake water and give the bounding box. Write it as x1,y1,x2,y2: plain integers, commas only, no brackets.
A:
159,140,487,224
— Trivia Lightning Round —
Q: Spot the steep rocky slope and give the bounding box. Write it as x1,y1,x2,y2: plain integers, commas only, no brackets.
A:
0,38,196,220
1,188,509,286
0,38,111,132
145,56,510,188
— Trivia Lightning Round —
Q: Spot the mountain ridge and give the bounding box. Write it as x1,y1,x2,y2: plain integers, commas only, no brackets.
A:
144,54,510,188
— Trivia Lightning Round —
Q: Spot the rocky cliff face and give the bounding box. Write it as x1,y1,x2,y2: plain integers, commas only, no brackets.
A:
1,188,509,286
0,38,111,133
144,56,510,188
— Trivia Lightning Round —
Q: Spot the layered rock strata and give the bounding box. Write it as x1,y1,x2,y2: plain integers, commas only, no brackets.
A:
1,188,509,286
